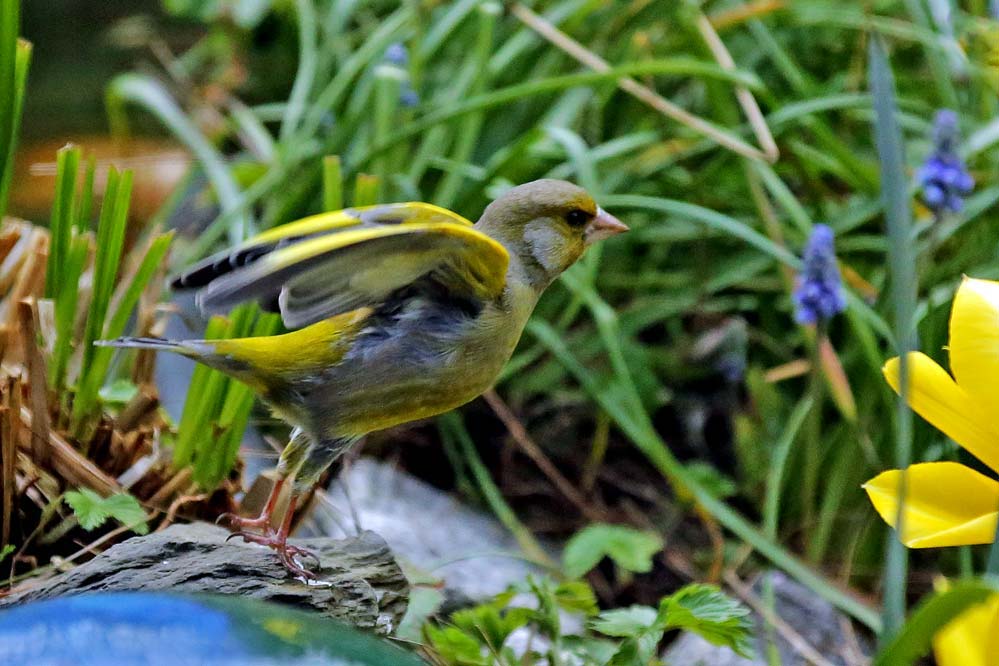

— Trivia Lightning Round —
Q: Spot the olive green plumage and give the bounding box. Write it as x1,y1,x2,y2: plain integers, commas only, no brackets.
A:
103,179,627,496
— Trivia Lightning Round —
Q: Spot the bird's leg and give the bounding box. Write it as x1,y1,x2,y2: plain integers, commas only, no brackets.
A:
234,495,321,579
218,476,286,531
219,427,310,532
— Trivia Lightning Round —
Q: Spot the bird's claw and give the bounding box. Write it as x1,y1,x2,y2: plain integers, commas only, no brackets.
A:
277,549,321,580
226,528,321,579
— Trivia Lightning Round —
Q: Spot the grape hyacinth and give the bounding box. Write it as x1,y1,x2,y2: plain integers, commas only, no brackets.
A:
382,43,419,108
384,42,408,66
918,110,973,215
792,224,846,325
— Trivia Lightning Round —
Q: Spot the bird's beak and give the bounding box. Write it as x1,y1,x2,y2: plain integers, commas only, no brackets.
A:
584,208,629,246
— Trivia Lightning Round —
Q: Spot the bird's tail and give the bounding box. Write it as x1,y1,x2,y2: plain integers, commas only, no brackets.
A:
95,337,200,356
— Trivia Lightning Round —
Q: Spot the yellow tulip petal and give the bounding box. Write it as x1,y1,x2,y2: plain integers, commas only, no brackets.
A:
950,277,999,420
863,462,999,548
933,594,999,666
883,353,999,472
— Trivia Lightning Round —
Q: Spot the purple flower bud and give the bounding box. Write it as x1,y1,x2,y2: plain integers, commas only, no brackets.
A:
384,43,408,66
399,85,419,108
793,224,846,325
919,110,973,214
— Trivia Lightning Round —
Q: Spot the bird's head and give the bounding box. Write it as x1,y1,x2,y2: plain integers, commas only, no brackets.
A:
475,179,628,291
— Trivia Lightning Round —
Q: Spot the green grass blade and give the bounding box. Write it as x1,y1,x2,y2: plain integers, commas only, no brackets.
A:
601,194,800,267
869,33,918,643
431,2,499,208
72,168,133,435
527,318,881,630
75,155,96,232
107,73,253,244
0,36,28,221
322,155,343,212
763,397,814,540
353,173,379,206
440,412,555,569
50,232,89,392
174,316,229,468
44,145,81,299
280,0,319,143
0,0,19,220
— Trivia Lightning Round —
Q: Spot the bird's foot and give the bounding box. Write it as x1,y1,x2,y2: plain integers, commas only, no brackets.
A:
227,529,321,579
216,511,271,531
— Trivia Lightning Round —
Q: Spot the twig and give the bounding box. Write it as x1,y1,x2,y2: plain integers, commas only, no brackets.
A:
18,299,50,467
581,410,609,493
838,615,869,666
694,504,725,583
709,0,787,32
61,518,150,566
483,389,609,523
161,490,209,528
1,376,19,548
509,3,771,163
694,8,779,162
17,406,120,495
115,387,159,432
722,570,839,666
146,467,192,508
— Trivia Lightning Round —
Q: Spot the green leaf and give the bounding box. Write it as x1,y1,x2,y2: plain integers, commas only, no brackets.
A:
869,31,919,643
563,524,664,578
0,543,14,564
683,462,737,500
99,379,139,405
396,586,445,643
554,580,600,616
590,606,658,638
451,604,528,651
64,489,149,535
526,575,562,637
659,584,753,657
608,630,664,666
423,624,488,666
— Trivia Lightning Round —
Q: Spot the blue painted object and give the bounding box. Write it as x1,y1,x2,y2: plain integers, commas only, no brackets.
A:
0,592,425,666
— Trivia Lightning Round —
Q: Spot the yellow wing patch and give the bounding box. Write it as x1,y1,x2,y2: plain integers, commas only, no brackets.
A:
252,210,360,244
265,222,509,299
250,202,474,245
213,308,372,381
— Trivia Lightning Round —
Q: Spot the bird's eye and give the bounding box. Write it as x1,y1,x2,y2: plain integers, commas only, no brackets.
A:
566,209,591,227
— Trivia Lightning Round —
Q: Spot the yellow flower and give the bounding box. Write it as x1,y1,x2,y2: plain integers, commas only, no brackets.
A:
863,277,999,547
933,592,999,666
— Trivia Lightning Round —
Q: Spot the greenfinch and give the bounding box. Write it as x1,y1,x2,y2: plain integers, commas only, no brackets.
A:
101,179,627,576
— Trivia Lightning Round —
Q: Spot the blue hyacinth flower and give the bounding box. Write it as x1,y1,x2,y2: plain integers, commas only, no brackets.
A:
918,110,973,214
793,224,846,325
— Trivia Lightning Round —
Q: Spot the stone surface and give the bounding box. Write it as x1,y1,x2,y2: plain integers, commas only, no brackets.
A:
662,571,869,665
316,458,551,601
1,522,409,635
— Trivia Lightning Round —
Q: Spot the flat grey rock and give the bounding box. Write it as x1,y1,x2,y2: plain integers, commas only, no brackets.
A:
316,458,551,601
2,522,409,635
662,571,869,665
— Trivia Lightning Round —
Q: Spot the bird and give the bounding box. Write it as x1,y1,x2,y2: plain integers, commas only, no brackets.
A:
99,179,628,577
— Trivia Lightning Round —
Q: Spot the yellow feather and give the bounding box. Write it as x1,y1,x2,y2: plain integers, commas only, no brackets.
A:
251,210,359,243
249,202,473,245
263,222,509,300
213,307,372,382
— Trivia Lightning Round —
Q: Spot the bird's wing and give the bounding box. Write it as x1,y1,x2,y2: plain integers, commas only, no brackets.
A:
174,203,509,329
171,202,473,291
